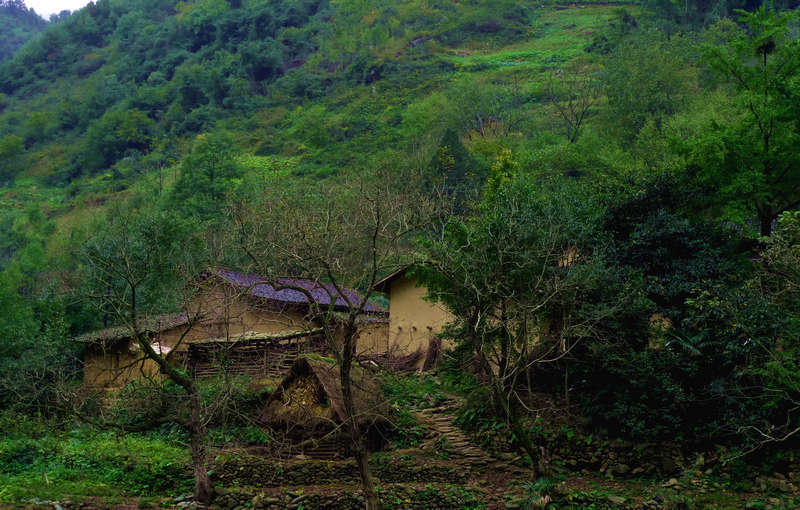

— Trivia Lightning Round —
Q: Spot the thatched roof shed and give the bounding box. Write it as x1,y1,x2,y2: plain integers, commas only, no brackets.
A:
259,356,391,438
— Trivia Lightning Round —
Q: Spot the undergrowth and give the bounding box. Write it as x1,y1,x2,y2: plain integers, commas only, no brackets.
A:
378,372,447,410
0,414,191,503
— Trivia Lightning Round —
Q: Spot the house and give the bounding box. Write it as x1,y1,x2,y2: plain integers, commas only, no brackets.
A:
374,267,455,369
79,268,389,390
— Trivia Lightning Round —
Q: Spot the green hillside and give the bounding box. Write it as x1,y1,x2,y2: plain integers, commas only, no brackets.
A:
0,0,46,60
0,0,635,263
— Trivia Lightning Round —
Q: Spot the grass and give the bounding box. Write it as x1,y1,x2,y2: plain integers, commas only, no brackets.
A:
0,417,192,503
442,5,624,71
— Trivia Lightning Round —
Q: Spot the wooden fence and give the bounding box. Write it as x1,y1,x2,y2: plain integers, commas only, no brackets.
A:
187,330,329,380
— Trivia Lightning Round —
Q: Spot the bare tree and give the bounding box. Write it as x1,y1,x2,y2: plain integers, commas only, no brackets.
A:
547,67,598,143
78,207,217,503
230,167,443,510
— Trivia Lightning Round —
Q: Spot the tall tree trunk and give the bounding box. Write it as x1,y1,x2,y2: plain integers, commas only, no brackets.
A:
510,416,544,475
340,325,380,510
474,343,544,477
490,378,543,476
136,332,213,503
189,386,214,504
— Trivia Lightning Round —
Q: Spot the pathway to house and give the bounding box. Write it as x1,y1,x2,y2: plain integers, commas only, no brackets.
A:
413,395,523,472
415,396,486,460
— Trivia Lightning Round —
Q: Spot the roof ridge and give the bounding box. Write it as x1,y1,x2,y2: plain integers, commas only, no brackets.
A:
212,267,386,313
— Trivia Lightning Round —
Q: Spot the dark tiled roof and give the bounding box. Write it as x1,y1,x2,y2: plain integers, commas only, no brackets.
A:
76,312,190,345
214,268,386,314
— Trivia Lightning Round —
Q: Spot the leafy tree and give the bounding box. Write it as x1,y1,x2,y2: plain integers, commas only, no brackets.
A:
172,130,242,218
602,174,741,315
581,173,797,444
0,204,77,416
643,0,799,27
240,39,284,83
0,133,23,181
758,210,800,313
693,7,800,236
428,128,482,207
416,172,622,474
0,265,76,416
83,108,155,172
0,0,46,61
601,33,696,140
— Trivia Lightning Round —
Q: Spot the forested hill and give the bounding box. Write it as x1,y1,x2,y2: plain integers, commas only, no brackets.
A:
1,0,796,197
0,0,619,224
0,0,798,283
0,0,567,189
0,0,46,60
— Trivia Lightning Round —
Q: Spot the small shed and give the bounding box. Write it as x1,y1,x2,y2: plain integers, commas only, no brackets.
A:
260,356,391,450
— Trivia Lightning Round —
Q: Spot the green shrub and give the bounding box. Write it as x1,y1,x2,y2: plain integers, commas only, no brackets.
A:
579,284,794,442
379,373,446,410
389,408,427,448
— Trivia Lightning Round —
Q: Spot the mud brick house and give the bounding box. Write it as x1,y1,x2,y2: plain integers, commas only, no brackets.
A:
374,267,455,370
79,268,389,390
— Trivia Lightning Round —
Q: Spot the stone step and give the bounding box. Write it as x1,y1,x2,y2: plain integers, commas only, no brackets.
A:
410,395,503,466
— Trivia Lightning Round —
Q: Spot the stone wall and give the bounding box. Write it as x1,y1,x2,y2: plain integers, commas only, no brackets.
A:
212,454,468,487
211,485,485,510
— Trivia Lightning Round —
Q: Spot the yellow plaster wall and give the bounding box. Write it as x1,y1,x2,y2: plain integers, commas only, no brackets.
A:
189,286,312,339
353,321,390,356
82,339,172,390
385,276,454,365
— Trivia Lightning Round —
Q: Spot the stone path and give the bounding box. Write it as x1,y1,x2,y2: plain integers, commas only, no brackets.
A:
413,397,501,466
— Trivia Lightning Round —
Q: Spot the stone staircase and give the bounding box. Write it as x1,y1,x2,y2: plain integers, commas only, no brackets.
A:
413,397,498,466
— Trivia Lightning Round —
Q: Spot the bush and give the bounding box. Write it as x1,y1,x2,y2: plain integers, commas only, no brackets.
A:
579,284,794,443
0,277,79,417
111,374,271,432
387,408,427,448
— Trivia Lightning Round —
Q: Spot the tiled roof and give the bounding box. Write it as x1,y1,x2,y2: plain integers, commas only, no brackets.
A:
214,268,386,314
76,312,190,345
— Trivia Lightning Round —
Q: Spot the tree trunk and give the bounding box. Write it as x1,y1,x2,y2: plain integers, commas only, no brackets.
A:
760,209,773,237
353,438,380,510
189,387,214,504
510,417,544,476
475,344,545,477
490,379,543,476
340,326,380,510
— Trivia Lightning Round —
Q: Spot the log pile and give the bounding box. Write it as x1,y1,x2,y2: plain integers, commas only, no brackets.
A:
360,348,423,372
